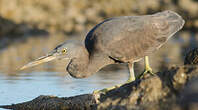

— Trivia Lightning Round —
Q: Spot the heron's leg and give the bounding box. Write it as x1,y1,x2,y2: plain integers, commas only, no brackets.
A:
93,62,136,94
138,56,154,79
144,56,153,74
127,62,135,83
93,83,122,94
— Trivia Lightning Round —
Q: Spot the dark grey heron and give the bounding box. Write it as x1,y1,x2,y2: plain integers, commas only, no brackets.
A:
21,10,185,93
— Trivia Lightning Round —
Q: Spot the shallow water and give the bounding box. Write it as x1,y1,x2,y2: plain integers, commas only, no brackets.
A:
0,70,128,106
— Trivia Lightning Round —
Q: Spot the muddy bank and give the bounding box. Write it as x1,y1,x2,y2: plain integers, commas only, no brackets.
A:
1,65,198,110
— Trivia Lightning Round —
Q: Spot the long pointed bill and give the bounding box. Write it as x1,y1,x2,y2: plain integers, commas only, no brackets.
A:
20,54,56,70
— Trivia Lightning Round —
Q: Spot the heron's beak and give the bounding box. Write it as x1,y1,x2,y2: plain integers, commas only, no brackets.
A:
20,54,56,70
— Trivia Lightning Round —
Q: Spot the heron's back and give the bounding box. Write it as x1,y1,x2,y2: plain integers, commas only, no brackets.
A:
85,11,184,62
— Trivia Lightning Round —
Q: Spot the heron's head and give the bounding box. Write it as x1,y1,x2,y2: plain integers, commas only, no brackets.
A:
150,10,185,37
20,40,87,70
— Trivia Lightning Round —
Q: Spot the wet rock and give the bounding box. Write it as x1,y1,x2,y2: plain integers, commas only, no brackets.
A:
184,48,198,65
0,95,96,110
1,65,198,110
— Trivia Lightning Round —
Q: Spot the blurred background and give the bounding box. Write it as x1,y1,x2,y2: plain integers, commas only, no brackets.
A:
0,0,198,74
0,0,198,105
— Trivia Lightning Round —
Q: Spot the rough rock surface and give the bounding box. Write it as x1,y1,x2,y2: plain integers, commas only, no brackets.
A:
1,65,198,110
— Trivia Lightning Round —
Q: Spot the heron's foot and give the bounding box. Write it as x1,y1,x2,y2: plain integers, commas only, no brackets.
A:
126,76,135,83
138,66,154,79
144,66,154,74
93,84,122,94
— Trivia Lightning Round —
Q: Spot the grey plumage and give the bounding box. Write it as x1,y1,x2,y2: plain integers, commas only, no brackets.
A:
85,11,184,63
21,10,185,81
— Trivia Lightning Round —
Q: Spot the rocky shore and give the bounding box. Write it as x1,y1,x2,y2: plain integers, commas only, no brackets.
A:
0,65,198,110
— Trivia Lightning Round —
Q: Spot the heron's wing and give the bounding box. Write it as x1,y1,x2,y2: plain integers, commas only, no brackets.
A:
85,16,168,62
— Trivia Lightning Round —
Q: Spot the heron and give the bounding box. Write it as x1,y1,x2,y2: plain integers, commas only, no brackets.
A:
21,10,185,93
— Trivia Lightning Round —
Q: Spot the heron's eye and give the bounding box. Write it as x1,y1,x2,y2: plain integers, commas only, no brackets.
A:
61,49,67,54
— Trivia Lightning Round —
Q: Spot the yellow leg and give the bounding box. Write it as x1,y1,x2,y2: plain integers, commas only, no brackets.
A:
93,62,135,94
127,62,135,82
144,56,153,73
138,56,153,79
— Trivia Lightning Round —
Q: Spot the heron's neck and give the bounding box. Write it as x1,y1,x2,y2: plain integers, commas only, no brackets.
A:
67,51,114,78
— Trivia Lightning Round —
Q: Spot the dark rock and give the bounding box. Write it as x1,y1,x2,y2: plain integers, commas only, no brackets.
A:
0,65,198,110
184,48,198,65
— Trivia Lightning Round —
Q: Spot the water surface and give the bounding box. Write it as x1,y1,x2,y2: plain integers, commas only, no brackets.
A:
0,70,128,106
